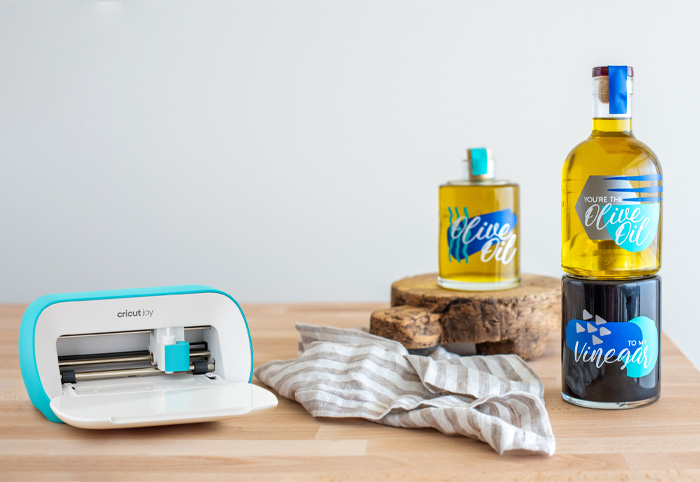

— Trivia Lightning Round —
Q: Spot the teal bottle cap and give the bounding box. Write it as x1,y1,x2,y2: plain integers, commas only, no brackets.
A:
466,147,494,180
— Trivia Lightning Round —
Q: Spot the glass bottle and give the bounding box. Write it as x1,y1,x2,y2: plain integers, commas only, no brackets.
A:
438,148,520,291
561,66,663,278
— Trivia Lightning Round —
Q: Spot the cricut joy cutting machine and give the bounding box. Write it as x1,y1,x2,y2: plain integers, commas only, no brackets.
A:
18,285,277,429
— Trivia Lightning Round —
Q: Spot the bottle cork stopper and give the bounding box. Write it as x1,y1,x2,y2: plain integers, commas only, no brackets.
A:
598,77,609,104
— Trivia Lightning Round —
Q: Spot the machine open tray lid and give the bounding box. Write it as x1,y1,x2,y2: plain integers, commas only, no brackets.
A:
49,374,278,429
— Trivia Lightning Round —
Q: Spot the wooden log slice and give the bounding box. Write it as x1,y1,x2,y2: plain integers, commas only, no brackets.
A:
370,273,561,360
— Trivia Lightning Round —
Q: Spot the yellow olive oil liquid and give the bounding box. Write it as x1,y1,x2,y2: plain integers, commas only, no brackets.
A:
561,118,662,278
439,182,520,289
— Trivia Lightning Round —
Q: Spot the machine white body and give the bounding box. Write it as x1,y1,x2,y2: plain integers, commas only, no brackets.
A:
19,286,277,429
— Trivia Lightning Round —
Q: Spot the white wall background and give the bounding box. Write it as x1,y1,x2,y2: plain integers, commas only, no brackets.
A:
1,1,698,367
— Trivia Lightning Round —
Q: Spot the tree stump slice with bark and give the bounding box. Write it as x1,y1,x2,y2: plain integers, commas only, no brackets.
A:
370,273,561,360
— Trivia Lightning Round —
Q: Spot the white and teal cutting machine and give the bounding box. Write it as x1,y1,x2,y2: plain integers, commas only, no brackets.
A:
18,285,277,429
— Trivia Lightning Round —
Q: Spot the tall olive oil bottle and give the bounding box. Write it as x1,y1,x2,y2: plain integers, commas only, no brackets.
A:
561,66,662,278
439,148,520,291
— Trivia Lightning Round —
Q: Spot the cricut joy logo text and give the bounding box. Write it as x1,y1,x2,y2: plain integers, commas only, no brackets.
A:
117,309,154,318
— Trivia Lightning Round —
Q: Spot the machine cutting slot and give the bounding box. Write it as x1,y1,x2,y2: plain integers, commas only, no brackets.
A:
57,325,214,384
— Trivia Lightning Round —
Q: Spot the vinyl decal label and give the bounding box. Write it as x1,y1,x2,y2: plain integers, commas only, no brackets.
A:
446,208,517,265
565,310,659,378
575,174,662,252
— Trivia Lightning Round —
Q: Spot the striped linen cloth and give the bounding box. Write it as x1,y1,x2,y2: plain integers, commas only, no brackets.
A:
255,323,556,455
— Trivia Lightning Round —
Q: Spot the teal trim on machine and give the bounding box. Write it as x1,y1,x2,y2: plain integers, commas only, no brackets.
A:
164,341,191,372
18,285,254,424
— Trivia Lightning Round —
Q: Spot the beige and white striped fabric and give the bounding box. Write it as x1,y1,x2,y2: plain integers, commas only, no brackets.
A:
255,323,556,455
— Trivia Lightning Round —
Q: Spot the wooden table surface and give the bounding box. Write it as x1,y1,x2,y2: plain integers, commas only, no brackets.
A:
1,302,700,481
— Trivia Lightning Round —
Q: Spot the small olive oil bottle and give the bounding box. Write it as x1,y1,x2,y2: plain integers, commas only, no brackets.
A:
561,66,662,278
438,148,520,291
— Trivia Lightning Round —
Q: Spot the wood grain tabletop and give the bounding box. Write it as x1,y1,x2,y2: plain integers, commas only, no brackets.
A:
1,302,699,481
